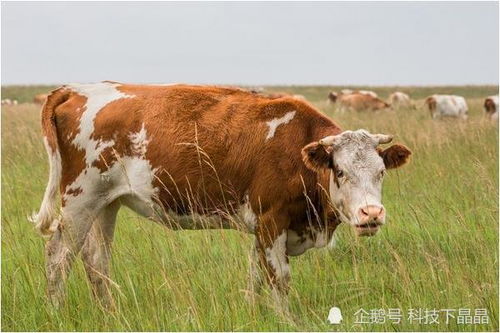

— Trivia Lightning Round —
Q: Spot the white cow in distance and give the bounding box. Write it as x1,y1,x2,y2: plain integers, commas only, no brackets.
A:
389,92,413,109
424,95,468,120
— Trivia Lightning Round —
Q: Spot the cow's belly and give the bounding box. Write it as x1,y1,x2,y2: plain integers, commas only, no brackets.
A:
120,193,257,233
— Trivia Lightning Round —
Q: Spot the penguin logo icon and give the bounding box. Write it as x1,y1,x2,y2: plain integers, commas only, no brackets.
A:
327,307,343,324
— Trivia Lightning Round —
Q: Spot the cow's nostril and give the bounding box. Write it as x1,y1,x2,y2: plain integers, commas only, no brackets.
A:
378,207,385,219
360,208,368,216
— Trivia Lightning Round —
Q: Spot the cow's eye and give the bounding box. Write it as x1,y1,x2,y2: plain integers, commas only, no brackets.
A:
380,170,386,178
336,170,344,178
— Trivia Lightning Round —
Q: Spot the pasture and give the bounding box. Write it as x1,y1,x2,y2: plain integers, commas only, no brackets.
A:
1,85,498,331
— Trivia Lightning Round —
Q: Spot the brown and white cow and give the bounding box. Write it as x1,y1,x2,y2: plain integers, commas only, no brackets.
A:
31,82,411,307
484,95,499,120
424,94,468,119
335,93,390,112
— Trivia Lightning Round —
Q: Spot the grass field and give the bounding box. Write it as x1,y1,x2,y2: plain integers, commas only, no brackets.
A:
1,85,498,331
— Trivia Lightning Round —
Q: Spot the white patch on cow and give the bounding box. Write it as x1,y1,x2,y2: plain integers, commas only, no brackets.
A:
265,111,296,140
67,82,134,165
235,194,258,232
63,155,158,221
63,114,160,225
129,124,150,156
265,231,289,279
30,137,62,235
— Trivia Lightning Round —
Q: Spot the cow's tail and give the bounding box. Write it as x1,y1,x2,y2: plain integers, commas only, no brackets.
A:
29,87,70,237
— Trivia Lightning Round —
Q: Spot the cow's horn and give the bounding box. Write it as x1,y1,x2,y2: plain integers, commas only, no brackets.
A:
318,135,336,146
372,134,393,144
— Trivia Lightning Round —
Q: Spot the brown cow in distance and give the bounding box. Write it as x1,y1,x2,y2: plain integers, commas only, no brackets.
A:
31,82,411,308
34,93,49,105
484,96,498,120
336,93,390,112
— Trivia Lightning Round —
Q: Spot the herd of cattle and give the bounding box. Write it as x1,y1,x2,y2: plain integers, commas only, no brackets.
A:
1,93,48,106
326,89,499,120
2,90,499,120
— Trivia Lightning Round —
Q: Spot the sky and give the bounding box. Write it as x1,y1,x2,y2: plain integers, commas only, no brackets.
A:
1,1,498,86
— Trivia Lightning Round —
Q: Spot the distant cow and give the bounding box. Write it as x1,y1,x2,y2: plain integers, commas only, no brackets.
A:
1,99,18,105
31,82,411,308
329,90,378,104
484,96,499,120
424,95,468,119
336,93,390,112
34,94,49,105
388,92,412,109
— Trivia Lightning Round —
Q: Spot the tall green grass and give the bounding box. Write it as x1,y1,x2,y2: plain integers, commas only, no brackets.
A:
1,86,498,331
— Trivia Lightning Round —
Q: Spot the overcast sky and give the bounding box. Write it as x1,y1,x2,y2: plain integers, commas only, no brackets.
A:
1,1,498,85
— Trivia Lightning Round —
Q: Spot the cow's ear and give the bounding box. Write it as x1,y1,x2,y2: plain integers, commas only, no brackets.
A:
378,144,412,169
302,142,332,171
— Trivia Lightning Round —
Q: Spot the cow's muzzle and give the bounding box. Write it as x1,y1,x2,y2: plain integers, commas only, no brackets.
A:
354,205,385,236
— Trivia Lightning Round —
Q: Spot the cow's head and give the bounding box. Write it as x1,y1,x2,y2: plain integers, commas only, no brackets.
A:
424,96,437,111
484,98,496,114
302,129,411,236
328,92,338,103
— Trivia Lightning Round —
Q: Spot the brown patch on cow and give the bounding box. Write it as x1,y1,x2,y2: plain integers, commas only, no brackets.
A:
65,187,83,197
378,144,412,169
53,92,88,197
41,88,71,152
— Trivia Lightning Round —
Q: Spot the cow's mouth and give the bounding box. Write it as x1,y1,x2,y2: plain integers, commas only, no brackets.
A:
354,221,383,236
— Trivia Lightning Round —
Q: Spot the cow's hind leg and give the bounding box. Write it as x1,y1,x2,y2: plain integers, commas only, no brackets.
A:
81,201,120,309
45,210,95,307
253,211,290,311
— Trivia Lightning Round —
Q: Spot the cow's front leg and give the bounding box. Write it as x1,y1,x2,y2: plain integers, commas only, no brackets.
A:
253,212,290,309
